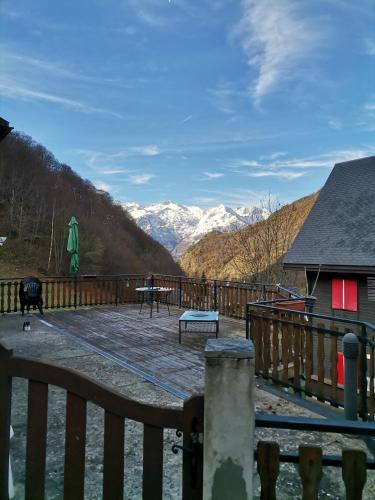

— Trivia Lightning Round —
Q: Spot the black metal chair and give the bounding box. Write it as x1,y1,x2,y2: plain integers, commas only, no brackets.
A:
19,277,43,315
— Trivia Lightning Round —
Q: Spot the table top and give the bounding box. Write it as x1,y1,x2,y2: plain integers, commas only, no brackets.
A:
135,287,174,292
179,310,219,321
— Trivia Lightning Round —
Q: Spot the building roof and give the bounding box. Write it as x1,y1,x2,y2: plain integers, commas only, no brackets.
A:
284,156,375,271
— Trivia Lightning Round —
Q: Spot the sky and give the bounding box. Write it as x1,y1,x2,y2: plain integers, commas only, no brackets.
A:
1,0,374,208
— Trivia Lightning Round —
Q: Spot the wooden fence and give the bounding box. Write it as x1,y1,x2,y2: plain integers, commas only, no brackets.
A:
256,414,375,500
0,274,281,318
247,303,375,420
0,343,204,500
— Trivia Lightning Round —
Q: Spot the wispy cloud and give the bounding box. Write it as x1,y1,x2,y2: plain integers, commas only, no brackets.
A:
328,119,343,130
247,170,306,180
231,148,375,177
192,188,270,207
130,145,160,156
0,81,123,118
233,0,325,105
200,172,225,181
207,82,246,115
364,38,375,56
94,180,112,192
181,114,193,123
77,146,161,172
128,173,156,185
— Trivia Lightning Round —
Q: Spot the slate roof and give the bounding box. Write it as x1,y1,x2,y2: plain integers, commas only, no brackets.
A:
283,156,375,270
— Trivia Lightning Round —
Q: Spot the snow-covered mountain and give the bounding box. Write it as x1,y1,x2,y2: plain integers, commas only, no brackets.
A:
123,201,268,259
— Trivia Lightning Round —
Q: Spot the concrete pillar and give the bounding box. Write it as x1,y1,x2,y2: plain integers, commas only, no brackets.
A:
203,338,255,500
343,332,359,421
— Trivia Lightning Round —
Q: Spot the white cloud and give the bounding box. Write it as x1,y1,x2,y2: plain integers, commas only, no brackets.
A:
201,172,225,180
233,0,324,104
130,145,160,156
364,102,375,111
247,170,306,179
94,181,112,192
128,173,156,185
181,114,193,123
77,145,161,172
230,148,375,178
364,38,375,56
328,119,343,130
0,81,123,118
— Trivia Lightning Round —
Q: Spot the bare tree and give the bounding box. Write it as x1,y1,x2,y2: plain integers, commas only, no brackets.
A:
229,194,298,284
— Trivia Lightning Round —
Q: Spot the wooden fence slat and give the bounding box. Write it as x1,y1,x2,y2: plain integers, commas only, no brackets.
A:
103,411,125,500
6,282,11,313
369,345,375,418
25,380,48,500
298,446,322,500
342,449,367,500
143,424,163,500
257,441,279,500
64,392,87,500
317,324,325,400
0,283,4,314
0,346,12,500
293,324,301,388
272,319,279,380
305,323,313,393
281,320,289,382
330,327,338,402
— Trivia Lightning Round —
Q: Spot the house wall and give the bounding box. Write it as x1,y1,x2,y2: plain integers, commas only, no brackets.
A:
308,272,375,324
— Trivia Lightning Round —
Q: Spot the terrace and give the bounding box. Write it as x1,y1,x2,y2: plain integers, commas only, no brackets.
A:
1,274,375,499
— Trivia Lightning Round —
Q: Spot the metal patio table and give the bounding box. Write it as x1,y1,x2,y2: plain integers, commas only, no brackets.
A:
136,287,174,318
178,310,219,344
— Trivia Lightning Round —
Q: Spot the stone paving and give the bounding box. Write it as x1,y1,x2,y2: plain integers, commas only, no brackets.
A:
0,306,374,499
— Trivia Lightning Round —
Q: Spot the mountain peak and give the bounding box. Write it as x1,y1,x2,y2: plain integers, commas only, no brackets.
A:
124,201,266,259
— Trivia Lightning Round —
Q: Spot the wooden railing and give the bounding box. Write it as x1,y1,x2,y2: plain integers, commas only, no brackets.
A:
0,274,282,318
0,343,204,500
255,414,375,500
246,303,375,420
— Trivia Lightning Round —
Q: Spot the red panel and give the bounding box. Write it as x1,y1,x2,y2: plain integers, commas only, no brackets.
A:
337,352,344,385
344,280,358,312
332,279,343,309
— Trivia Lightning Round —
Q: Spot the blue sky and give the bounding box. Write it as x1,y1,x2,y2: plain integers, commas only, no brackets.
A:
1,0,374,208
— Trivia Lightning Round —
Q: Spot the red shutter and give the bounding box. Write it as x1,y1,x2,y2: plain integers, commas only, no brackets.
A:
344,280,358,312
332,279,343,309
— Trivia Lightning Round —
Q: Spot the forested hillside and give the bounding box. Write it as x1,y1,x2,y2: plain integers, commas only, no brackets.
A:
0,132,182,277
179,193,318,284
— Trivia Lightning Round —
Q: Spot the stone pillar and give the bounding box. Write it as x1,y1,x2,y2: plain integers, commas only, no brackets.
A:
203,338,255,500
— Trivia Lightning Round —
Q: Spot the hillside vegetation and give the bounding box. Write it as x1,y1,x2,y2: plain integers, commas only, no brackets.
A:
179,193,318,283
0,132,182,278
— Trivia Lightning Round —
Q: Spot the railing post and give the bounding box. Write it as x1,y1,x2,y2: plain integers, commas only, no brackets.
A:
343,332,360,421
0,344,13,500
246,304,250,340
203,338,255,500
359,326,368,421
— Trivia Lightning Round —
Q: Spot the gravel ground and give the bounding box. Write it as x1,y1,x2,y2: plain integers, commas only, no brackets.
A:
1,312,374,499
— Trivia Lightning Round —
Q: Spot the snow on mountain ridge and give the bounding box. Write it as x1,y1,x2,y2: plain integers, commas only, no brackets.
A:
123,201,268,259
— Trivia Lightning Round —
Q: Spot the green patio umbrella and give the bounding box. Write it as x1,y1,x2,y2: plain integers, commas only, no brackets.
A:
67,216,79,275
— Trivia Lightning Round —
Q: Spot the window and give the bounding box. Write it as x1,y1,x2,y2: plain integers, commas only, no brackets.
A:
331,279,358,311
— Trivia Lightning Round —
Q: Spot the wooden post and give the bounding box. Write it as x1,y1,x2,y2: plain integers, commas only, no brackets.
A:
0,344,13,500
